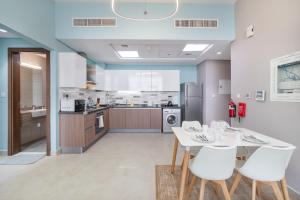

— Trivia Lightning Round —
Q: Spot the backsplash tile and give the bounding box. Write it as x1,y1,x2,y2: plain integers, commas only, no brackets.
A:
59,88,179,106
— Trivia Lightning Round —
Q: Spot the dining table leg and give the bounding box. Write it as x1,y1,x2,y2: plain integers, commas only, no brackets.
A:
171,137,179,174
178,148,190,200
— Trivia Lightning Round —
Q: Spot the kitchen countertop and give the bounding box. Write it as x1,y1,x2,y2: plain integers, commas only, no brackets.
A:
59,106,109,115
59,105,181,115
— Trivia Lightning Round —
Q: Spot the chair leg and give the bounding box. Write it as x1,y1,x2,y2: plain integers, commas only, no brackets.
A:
220,180,231,200
271,182,284,200
252,180,257,200
281,178,290,200
230,172,242,196
198,179,207,200
186,175,197,198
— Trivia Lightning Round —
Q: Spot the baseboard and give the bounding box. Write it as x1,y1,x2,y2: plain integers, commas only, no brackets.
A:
108,129,162,133
288,185,300,196
0,150,8,156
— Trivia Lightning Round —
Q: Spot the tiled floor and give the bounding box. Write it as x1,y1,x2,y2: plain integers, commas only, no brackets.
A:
0,133,298,200
0,133,183,200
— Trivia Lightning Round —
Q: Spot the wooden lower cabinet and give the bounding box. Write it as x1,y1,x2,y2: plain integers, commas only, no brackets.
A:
59,114,85,148
85,126,95,147
104,109,109,131
109,108,126,129
59,108,109,153
125,109,151,129
109,108,162,130
150,109,162,129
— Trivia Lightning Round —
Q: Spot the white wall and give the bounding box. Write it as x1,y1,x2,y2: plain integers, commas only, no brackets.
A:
231,0,300,192
198,60,231,125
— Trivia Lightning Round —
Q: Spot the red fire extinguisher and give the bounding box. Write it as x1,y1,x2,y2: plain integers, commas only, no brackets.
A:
238,102,247,122
228,99,236,118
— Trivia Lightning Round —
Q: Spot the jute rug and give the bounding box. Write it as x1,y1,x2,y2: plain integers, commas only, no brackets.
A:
156,165,300,200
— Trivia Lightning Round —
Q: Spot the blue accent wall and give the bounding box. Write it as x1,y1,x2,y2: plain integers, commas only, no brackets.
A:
106,64,197,83
55,3,235,41
0,0,56,49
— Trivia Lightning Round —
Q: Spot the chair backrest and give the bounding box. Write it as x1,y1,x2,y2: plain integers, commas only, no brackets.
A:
239,146,296,181
189,146,237,180
182,121,201,131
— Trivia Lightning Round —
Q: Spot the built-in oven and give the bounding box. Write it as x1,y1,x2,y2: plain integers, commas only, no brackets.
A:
95,111,105,134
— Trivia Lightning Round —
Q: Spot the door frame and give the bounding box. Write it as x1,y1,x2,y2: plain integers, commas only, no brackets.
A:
8,48,51,156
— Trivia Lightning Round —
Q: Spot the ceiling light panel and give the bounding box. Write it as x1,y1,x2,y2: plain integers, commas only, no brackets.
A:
183,44,210,52
117,51,139,58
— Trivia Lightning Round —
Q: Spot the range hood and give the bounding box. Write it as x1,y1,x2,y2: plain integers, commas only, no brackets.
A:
87,64,96,90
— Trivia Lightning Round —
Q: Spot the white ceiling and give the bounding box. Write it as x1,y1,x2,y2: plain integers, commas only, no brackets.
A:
61,39,231,65
54,0,236,4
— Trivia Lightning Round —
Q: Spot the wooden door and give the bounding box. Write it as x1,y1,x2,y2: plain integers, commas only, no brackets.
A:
125,109,139,128
9,52,21,154
109,109,126,128
8,48,51,156
150,109,162,129
137,109,150,129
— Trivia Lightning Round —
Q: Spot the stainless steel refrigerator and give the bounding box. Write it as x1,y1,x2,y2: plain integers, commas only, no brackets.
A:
180,82,203,124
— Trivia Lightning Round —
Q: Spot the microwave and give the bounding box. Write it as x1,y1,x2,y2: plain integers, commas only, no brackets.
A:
61,99,85,112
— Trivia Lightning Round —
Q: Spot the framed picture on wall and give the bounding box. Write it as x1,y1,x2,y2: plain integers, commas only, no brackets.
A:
270,51,300,102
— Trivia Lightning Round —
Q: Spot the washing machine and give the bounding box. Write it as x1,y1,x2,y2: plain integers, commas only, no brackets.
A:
163,108,181,133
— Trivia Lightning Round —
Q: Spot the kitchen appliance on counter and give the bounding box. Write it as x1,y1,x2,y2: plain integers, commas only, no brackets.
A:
60,99,85,112
163,108,181,133
180,82,203,124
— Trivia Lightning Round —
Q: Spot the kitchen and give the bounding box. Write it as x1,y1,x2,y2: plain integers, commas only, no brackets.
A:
0,0,299,199
58,49,216,153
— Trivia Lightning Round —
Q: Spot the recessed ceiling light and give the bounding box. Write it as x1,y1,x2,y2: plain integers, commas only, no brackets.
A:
217,52,222,55
0,28,7,33
183,44,210,52
117,51,139,58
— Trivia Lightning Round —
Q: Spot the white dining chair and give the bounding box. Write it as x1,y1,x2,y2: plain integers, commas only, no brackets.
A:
230,146,296,200
186,146,237,200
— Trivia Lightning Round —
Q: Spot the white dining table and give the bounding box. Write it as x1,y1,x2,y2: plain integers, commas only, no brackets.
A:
170,127,294,200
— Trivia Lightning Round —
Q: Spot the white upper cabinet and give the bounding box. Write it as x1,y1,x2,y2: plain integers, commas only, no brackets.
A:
151,70,180,91
59,52,87,88
105,70,142,91
139,70,152,91
95,66,105,91
105,70,180,91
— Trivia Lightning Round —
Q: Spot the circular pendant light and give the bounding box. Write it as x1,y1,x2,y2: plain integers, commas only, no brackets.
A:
111,0,179,21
